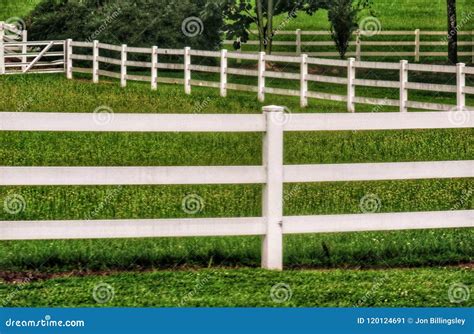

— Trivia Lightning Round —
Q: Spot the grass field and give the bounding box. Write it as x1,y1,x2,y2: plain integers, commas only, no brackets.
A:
1,0,473,31
1,267,472,307
0,73,472,307
0,0,473,308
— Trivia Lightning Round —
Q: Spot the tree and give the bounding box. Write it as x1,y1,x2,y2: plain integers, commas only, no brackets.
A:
218,0,328,54
27,0,223,51
446,0,458,64
328,0,371,59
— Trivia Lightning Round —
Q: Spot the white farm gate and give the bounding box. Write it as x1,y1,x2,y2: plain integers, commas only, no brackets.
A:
0,107,472,270
0,22,65,74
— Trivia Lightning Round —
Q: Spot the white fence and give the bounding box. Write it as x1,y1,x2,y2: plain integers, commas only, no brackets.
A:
0,107,473,270
65,39,474,112
224,29,474,62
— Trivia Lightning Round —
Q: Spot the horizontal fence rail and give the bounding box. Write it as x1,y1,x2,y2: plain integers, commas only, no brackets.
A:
61,39,474,112
0,107,473,270
224,29,474,62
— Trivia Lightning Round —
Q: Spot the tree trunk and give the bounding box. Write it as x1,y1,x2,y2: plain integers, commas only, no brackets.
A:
447,0,458,64
267,0,274,54
256,0,265,52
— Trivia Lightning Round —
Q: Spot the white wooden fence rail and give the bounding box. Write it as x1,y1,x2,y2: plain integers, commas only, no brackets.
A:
64,39,474,112
0,107,473,270
224,29,474,62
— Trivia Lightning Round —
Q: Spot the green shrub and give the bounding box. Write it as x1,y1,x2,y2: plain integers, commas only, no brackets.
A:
26,0,223,50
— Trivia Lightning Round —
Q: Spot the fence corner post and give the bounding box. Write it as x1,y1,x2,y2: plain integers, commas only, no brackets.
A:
296,29,302,54
399,60,408,113
66,38,73,79
258,51,266,102
300,53,308,108
261,105,284,271
151,46,158,90
456,62,466,111
0,22,5,75
220,49,227,97
92,40,99,83
414,29,420,62
347,57,356,113
184,46,191,94
121,44,127,88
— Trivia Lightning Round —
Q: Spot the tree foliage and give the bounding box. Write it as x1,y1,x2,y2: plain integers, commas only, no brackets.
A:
328,0,371,59
217,0,329,54
26,0,224,51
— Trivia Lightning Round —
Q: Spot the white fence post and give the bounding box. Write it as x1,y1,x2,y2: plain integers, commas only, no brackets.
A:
355,30,361,61
184,46,191,94
456,63,465,111
236,37,243,64
296,29,302,54
300,53,308,107
399,60,408,112
347,57,355,112
21,30,27,71
415,29,420,62
220,49,227,97
66,39,73,79
261,105,284,271
258,51,266,102
0,23,4,74
92,40,99,83
151,46,158,90
120,44,127,88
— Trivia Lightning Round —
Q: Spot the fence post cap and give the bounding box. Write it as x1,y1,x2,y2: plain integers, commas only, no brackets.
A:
456,62,465,67
263,105,285,113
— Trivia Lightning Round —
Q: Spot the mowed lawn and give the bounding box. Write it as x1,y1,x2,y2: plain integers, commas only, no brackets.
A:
0,74,472,307
0,0,473,307
1,268,473,307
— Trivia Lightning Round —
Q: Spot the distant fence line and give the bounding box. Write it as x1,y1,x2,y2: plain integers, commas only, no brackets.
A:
63,39,474,112
0,107,473,270
224,29,474,62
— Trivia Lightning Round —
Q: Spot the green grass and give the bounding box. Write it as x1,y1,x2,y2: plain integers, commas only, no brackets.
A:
1,267,472,307
0,1,473,308
0,0,41,20
0,74,472,276
271,0,474,31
